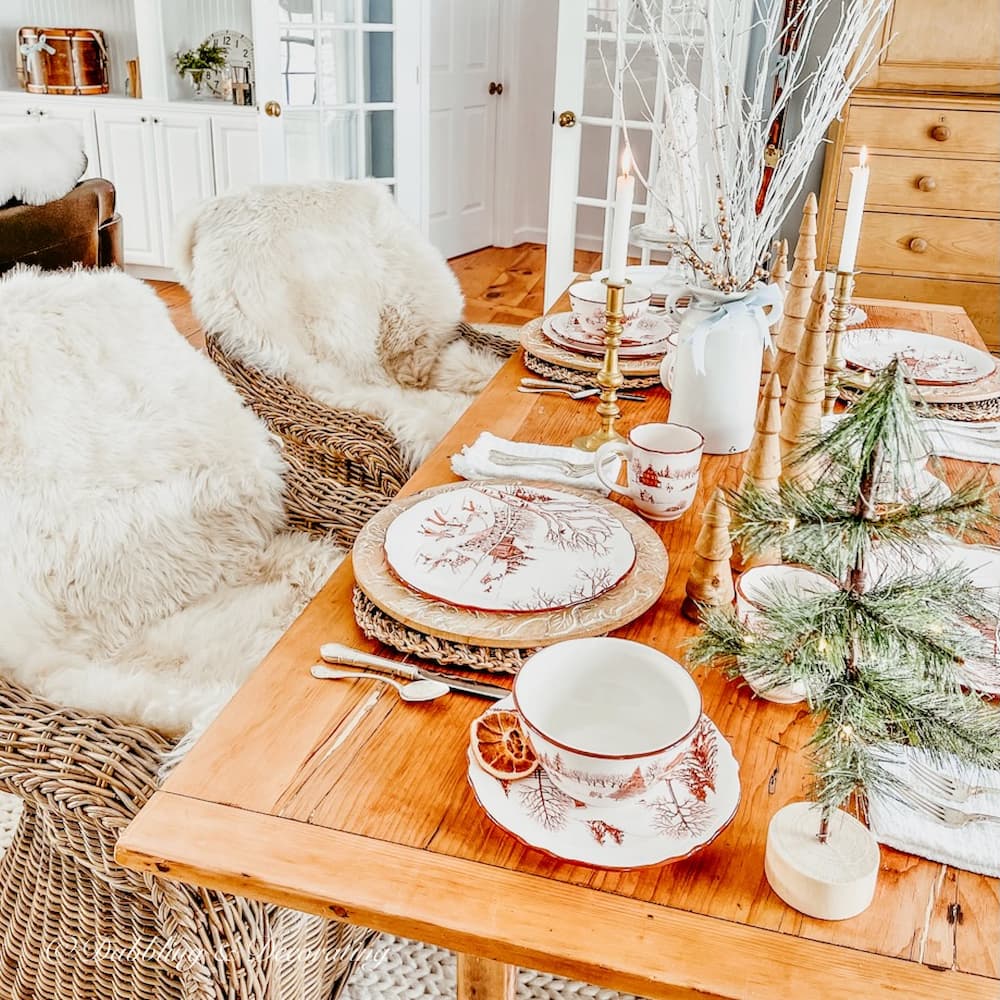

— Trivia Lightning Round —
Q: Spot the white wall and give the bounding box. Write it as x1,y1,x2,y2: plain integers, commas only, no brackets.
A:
160,0,253,101
0,0,137,95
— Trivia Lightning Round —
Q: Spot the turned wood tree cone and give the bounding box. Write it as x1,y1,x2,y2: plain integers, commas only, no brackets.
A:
769,238,789,293
734,371,783,571
683,487,736,621
761,239,788,387
774,194,818,391
779,275,830,482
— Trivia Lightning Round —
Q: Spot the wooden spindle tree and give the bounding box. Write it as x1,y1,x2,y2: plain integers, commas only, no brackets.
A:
774,194,818,390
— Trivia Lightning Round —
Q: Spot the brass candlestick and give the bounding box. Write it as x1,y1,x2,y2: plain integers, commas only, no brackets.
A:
824,270,855,416
574,279,627,451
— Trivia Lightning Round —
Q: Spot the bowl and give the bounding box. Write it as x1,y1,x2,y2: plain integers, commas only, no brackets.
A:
512,637,702,807
568,280,651,337
735,564,839,703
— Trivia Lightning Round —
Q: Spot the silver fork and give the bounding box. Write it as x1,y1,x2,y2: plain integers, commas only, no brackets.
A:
517,386,647,402
907,758,1000,803
487,450,595,478
892,783,1000,828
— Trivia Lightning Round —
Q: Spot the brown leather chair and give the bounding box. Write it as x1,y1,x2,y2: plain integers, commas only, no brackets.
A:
0,178,123,274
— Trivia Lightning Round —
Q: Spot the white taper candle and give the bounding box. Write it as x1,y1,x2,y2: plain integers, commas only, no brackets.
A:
837,146,870,273
608,149,635,286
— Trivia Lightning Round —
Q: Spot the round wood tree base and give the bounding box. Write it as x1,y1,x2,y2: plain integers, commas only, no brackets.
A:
764,802,880,921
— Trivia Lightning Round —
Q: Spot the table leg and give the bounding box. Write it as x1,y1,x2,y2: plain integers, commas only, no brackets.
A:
456,953,516,1000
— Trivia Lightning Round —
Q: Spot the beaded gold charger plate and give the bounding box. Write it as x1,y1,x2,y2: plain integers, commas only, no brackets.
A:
520,317,663,388
352,480,668,650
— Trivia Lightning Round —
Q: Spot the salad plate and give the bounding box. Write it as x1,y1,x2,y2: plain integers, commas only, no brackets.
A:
467,698,741,869
383,482,636,613
842,328,996,386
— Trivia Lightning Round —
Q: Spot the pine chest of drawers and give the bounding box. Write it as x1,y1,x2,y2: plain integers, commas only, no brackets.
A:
817,0,1000,349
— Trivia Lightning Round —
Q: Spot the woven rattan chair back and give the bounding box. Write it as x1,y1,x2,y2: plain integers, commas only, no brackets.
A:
0,677,371,999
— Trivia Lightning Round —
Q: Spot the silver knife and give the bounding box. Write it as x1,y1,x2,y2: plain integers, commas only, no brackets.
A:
319,643,510,701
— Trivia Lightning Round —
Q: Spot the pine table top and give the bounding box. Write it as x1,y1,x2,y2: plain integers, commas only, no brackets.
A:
117,295,1000,1000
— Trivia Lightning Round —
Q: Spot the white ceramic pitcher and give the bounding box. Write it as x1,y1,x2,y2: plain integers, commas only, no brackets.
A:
662,284,782,455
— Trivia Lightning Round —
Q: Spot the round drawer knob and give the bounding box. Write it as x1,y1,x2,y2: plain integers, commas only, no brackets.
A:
917,175,937,192
930,124,951,142
909,237,929,253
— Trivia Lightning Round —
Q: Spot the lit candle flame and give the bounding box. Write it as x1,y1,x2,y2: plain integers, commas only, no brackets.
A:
859,145,868,167
621,148,632,178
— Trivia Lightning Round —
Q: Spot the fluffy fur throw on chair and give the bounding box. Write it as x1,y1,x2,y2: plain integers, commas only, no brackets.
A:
174,180,501,467
0,267,342,739
0,121,87,206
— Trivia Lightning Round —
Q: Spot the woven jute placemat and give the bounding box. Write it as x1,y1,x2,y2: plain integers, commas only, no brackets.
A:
522,351,662,390
352,589,530,674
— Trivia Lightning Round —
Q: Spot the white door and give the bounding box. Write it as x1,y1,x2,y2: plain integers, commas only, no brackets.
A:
250,0,424,226
211,117,262,194
152,112,215,260
95,110,161,265
427,0,500,259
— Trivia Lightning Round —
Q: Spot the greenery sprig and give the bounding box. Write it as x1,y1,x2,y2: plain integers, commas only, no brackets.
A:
175,41,227,78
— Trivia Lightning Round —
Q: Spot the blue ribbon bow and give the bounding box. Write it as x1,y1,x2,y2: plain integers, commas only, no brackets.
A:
20,34,56,57
688,283,784,375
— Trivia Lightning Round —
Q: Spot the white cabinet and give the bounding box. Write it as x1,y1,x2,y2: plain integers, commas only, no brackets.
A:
95,110,163,265
95,108,216,266
211,117,260,194
152,113,215,259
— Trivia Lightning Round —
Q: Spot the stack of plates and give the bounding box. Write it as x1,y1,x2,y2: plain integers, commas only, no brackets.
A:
542,312,677,360
352,480,669,652
843,328,996,387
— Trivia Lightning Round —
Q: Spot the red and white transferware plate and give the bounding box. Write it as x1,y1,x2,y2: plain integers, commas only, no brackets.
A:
543,312,676,357
383,482,636,613
467,698,740,869
842,328,996,386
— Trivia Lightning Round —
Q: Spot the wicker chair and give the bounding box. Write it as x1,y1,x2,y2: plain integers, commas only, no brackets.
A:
206,323,518,547
0,677,371,1000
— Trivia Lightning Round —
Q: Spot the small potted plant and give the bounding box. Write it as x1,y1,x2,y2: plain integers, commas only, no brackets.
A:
175,40,227,98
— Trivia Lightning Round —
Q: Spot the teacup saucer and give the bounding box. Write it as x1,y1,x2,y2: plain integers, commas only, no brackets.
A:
467,697,741,869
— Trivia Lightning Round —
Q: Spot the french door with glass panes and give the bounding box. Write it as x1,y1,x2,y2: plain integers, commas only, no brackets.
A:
543,1,750,308
251,0,424,225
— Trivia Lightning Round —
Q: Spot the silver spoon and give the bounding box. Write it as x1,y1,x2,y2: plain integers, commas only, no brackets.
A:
310,664,449,702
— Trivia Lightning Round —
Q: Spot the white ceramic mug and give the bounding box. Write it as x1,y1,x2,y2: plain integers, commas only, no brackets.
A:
568,280,651,337
512,637,703,807
735,564,839,703
594,423,704,522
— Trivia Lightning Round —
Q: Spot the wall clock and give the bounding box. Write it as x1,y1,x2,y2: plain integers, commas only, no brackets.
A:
203,29,255,101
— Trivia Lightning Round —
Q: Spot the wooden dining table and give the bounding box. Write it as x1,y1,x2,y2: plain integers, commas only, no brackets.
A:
117,293,1000,1000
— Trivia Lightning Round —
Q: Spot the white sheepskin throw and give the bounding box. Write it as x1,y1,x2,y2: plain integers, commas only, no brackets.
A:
174,180,501,468
0,121,87,205
0,267,341,737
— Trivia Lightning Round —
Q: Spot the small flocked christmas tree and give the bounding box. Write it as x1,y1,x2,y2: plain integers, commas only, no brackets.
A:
689,359,1000,837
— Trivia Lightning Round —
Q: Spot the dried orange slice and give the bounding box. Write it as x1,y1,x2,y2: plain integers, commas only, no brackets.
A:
471,710,539,780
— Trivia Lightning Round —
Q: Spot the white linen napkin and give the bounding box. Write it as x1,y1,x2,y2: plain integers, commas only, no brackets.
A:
919,419,1000,465
450,432,612,495
867,745,1000,877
